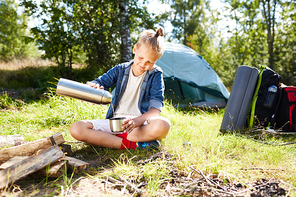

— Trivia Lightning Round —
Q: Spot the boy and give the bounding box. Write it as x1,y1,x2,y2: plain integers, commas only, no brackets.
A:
70,27,171,150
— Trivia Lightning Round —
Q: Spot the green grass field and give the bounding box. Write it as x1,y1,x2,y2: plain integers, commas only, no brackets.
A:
1,90,296,196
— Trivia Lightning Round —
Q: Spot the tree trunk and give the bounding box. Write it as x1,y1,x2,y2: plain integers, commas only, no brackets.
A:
119,0,132,63
183,2,187,46
262,0,276,70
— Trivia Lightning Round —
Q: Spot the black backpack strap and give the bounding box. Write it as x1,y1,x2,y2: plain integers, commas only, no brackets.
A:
270,87,283,128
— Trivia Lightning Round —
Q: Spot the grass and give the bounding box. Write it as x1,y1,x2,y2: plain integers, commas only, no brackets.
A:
1,91,296,196
0,60,296,196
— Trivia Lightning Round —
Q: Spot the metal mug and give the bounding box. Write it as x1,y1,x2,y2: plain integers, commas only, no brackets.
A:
109,117,126,133
56,78,112,104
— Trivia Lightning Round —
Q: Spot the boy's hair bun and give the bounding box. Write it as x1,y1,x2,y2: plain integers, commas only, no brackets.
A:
137,27,165,57
155,27,164,38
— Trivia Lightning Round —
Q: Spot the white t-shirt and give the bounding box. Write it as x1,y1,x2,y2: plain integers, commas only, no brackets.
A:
114,68,147,118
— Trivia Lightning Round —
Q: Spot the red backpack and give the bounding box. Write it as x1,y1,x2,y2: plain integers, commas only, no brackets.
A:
274,86,296,131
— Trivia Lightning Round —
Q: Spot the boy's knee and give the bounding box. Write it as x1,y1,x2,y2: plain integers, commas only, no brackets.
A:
148,117,171,139
161,117,171,131
70,121,85,140
151,116,171,129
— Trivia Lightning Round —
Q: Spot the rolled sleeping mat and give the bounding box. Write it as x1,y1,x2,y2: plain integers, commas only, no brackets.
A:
56,78,112,104
220,66,259,131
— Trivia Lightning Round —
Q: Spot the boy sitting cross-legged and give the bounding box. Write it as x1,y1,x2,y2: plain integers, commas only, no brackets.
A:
70,27,171,151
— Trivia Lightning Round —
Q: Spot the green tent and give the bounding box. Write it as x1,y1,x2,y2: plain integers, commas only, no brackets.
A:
156,42,229,108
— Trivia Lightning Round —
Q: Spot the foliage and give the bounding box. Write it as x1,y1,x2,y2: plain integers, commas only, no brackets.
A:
1,0,296,89
0,0,39,62
273,2,296,85
185,0,295,87
21,0,87,78
21,0,160,79
225,0,280,69
0,64,110,103
165,0,204,45
187,2,219,56
0,92,23,109
219,0,295,86
0,65,57,90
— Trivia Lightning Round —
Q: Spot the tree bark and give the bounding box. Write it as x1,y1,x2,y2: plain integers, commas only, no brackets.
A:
262,0,276,70
183,1,187,45
119,0,132,63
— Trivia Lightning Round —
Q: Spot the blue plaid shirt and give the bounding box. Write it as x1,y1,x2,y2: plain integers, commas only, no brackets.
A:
91,61,164,119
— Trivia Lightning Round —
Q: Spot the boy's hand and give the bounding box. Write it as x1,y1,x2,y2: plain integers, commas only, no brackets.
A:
86,82,105,105
122,118,135,133
87,82,104,90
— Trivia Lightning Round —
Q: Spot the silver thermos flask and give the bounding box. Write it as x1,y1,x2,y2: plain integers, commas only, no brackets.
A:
56,78,112,104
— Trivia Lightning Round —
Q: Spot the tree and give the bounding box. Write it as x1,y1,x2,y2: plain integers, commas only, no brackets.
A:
21,0,158,78
187,1,219,59
261,0,278,70
167,0,203,45
24,0,84,78
274,1,296,85
69,0,121,71
119,0,132,63
184,1,238,86
223,0,289,70
0,0,39,62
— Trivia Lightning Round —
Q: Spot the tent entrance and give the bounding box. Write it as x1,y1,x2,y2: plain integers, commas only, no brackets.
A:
164,79,204,104
164,77,228,108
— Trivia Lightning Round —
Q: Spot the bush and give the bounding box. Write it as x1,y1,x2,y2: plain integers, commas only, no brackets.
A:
0,92,24,109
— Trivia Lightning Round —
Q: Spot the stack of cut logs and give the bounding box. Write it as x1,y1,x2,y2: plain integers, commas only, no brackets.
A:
0,133,89,189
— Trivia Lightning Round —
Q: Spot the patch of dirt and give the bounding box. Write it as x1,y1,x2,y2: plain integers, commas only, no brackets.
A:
136,151,288,197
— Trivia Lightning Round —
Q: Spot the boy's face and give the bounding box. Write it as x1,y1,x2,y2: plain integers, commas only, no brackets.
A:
132,43,159,76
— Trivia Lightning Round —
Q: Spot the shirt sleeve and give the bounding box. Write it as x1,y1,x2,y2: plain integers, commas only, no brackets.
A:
148,71,165,112
90,65,119,89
